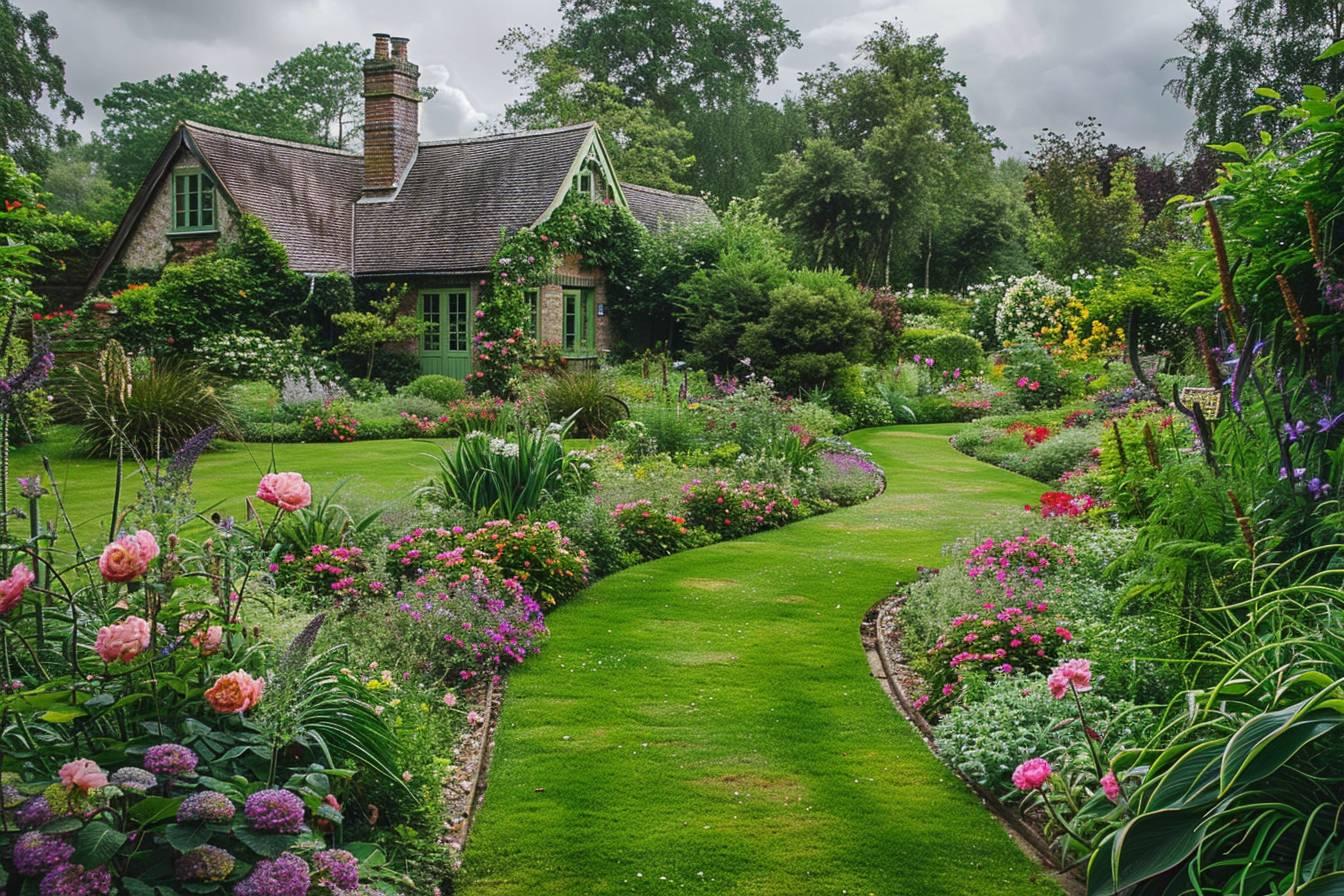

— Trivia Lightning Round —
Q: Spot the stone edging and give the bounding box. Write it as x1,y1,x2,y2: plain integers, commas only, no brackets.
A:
441,675,504,874
861,594,1084,896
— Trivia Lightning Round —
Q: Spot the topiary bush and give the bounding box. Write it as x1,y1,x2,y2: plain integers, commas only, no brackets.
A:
402,374,467,405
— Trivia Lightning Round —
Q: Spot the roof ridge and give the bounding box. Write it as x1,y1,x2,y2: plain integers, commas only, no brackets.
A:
620,181,706,200
181,120,361,158
419,121,595,148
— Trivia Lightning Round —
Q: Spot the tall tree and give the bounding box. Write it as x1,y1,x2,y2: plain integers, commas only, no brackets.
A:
1165,0,1344,145
498,32,695,191
261,42,368,149
762,22,1004,287
0,0,81,174
499,0,800,200
1025,119,1143,277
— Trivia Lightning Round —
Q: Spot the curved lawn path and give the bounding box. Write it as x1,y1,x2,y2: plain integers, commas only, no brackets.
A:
459,426,1061,895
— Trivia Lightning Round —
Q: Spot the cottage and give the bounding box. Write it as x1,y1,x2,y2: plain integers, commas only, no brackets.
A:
87,33,715,377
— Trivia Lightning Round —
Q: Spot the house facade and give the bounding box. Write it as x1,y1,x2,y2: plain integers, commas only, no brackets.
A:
87,33,715,378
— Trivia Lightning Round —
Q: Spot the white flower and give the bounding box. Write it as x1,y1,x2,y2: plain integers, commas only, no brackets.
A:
501,442,520,458
488,437,507,454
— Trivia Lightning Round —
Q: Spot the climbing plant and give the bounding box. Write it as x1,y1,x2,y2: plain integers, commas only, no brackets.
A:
472,192,645,396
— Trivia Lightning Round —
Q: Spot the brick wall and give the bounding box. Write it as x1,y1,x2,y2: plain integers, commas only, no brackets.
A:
362,36,420,197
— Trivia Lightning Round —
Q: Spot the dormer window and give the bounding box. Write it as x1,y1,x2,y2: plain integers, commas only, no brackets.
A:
572,161,607,202
171,168,216,234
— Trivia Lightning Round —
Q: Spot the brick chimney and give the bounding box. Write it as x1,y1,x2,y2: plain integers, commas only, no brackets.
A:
362,32,420,198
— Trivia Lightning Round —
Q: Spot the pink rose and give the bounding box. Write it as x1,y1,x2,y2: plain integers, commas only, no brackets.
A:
1047,658,1092,699
0,562,35,614
1011,757,1052,791
94,615,151,663
98,530,158,582
1100,771,1120,802
192,625,224,656
59,758,108,792
257,472,312,512
205,670,265,714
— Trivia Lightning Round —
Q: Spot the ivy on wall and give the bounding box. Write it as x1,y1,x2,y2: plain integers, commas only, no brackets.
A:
472,192,646,396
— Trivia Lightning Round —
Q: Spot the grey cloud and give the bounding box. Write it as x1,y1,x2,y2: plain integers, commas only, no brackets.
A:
37,0,1194,156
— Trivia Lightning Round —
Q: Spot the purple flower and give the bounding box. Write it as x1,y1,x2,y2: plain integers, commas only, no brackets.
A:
176,845,236,882
143,743,199,777
243,788,306,833
17,475,46,499
1283,420,1309,442
13,831,74,876
0,340,54,411
233,852,310,896
313,848,361,891
38,863,111,896
1318,412,1344,433
176,790,236,824
16,795,54,829
109,767,157,794
1280,466,1306,481
1307,478,1332,500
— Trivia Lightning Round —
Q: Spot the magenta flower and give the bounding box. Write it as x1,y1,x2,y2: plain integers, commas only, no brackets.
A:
243,789,305,833
12,831,74,877
1100,771,1121,803
1011,757,1052,791
144,743,199,777
1047,658,1092,699
233,852,310,896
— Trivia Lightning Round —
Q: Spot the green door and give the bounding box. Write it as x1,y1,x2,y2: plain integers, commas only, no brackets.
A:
562,288,595,356
418,288,472,379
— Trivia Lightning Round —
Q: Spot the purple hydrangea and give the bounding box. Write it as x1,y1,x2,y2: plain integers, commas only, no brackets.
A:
13,831,75,876
233,852,310,896
16,795,54,829
313,848,360,891
109,767,157,794
175,844,236,883
243,788,306,833
143,743,199,777
176,790,237,824
38,863,111,896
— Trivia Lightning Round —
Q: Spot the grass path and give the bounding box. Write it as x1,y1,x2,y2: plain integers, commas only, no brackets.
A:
459,426,1062,895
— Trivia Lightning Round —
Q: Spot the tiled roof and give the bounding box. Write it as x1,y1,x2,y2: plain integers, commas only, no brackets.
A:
183,122,363,273
353,123,595,275
621,183,717,232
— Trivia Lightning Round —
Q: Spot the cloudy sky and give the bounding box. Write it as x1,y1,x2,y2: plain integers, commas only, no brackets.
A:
37,0,1197,158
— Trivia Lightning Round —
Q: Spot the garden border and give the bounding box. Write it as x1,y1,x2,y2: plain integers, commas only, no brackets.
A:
861,593,1084,896
441,675,504,869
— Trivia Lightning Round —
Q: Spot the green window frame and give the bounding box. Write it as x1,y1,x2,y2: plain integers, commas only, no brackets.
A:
420,292,442,353
171,168,216,233
562,288,596,355
525,289,539,339
446,290,470,353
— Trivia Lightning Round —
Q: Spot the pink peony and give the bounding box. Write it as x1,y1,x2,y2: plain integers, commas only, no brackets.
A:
191,625,224,656
94,615,151,663
1047,658,1093,699
59,759,108,792
98,530,159,582
205,670,265,714
1011,757,1052,791
0,562,35,614
1100,771,1120,802
257,472,312,512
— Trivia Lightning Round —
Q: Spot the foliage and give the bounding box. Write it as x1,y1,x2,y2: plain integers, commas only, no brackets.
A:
1002,340,1072,410
1025,120,1143,277
330,284,425,380
199,328,339,385
610,499,696,560
679,478,798,538
401,374,467,405
994,274,1070,345
422,416,586,519
0,0,82,173
815,448,884,506
540,370,628,437
66,348,235,457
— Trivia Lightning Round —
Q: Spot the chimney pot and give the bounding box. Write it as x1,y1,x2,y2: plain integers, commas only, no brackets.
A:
362,32,421,197
373,33,390,59
391,36,409,60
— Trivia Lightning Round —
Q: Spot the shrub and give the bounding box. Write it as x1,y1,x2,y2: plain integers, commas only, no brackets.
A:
629,403,704,455
388,519,590,605
401,397,504,437
198,328,339,385
539,495,629,578
67,346,235,457
815,449,884,506
1002,339,1070,409
933,673,1151,796
926,333,985,375
541,371,628,438
376,567,547,681
225,380,281,423
402,374,467,405
994,273,1069,345
273,543,369,603
611,499,695,560
298,400,360,442
1018,425,1101,482
421,418,585,519
680,479,799,538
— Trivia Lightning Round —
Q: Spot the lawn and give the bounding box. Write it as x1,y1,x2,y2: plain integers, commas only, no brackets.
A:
11,425,453,547
459,425,1062,895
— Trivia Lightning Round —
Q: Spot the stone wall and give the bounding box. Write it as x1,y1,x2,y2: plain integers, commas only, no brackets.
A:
118,147,236,273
